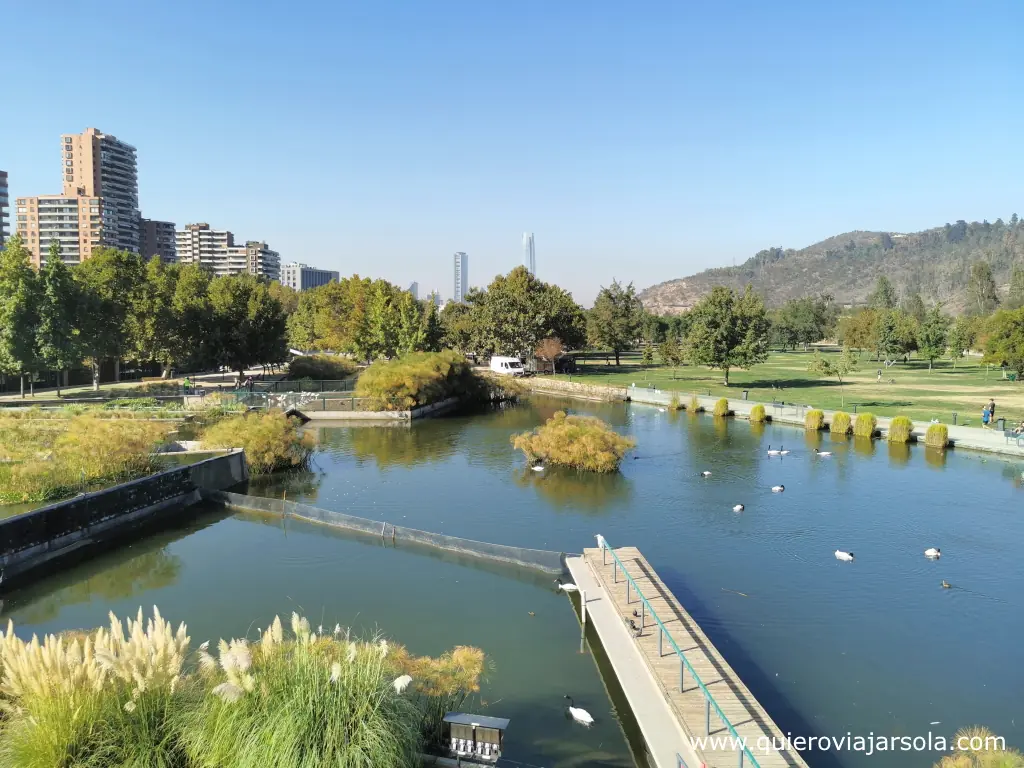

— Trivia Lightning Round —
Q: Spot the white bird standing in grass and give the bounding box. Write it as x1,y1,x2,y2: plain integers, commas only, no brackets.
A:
393,674,413,694
835,550,855,562
814,449,833,457
564,696,594,726
733,504,745,512
555,578,579,593
771,485,785,493
925,547,941,559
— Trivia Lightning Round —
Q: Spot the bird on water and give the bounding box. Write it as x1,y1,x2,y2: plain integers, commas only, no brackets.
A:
555,579,579,593
564,696,594,726
835,550,855,562
925,547,941,559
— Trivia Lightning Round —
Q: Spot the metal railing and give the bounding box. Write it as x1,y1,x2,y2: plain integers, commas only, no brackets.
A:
254,379,356,394
598,537,761,768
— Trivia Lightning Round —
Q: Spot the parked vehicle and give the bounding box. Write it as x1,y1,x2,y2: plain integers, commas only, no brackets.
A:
490,356,526,376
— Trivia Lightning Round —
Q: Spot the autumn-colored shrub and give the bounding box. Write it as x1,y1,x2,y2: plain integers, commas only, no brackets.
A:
713,398,730,417
688,395,703,413
830,411,852,435
288,355,359,380
512,411,635,472
854,413,878,438
355,351,482,411
888,415,915,443
805,409,825,431
749,404,766,423
200,410,313,474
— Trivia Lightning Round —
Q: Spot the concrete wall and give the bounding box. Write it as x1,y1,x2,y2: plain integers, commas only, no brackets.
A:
0,451,248,583
518,377,629,402
302,396,462,421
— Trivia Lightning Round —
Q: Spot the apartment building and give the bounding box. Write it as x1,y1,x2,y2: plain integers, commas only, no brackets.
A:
280,262,339,291
176,223,280,280
15,195,107,266
62,128,140,254
0,171,9,247
140,218,177,263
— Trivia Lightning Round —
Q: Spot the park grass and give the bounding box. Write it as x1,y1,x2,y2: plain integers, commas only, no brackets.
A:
805,409,825,431
512,411,635,473
287,354,359,380
558,350,1019,425
888,416,915,443
926,423,949,450
713,397,730,417
200,410,313,475
830,411,852,435
749,403,766,423
854,413,878,438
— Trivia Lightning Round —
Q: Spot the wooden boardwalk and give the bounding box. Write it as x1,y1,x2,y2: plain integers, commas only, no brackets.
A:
580,547,807,768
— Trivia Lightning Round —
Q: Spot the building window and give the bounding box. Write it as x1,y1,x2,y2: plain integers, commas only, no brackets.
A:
65,175,73,181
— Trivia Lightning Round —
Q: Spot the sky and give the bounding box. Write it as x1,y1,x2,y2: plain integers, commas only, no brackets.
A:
2,0,1022,305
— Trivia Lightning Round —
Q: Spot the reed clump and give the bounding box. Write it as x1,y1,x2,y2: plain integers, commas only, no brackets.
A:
888,415,915,443
512,411,635,473
669,393,682,411
925,423,949,450
356,351,483,411
200,410,313,475
688,394,703,413
288,354,359,380
749,403,766,423
713,398,730,417
830,411,852,435
853,413,878,438
805,409,825,431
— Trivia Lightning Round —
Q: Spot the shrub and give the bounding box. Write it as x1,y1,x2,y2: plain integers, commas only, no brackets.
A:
512,411,636,473
749,403,766,423
805,409,825,431
925,423,949,449
888,415,915,443
103,397,161,410
356,351,483,411
830,411,852,435
713,398,730,417
288,355,358,381
200,410,314,474
669,393,682,411
688,394,703,413
853,413,878,438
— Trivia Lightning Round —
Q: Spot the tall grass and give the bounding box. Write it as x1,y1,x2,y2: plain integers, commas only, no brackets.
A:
713,398,730,417
888,415,915,443
288,355,358,380
748,403,766,423
853,413,878,438
669,393,682,411
933,726,1024,768
512,411,635,473
200,410,313,475
356,351,483,411
805,409,825,431
830,411,852,435
925,423,949,450
688,394,703,413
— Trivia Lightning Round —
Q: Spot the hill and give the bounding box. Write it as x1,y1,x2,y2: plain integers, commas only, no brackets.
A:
639,216,1024,314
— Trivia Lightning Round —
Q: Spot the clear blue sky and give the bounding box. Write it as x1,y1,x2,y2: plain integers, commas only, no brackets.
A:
3,0,1021,304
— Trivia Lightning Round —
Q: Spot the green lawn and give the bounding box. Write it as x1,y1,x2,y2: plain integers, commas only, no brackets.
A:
556,349,1024,426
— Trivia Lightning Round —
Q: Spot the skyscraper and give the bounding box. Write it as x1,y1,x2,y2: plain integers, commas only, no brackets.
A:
408,281,419,300
453,252,469,302
0,171,9,247
522,232,535,276
62,128,140,253
15,194,106,266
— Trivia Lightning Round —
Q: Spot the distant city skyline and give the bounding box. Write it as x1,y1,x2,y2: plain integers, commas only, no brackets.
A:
522,232,535,276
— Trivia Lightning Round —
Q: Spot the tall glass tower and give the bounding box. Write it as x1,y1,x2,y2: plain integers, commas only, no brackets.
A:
453,252,469,302
522,232,535,276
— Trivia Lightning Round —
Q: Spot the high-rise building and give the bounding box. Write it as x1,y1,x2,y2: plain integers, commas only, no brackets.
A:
408,281,419,300
176,223,280,280
62,128,140,253
0,171,9,247
280,262,339,291
453,252,468,302
15,194,106,266
522,232,535,275
140,218,177,263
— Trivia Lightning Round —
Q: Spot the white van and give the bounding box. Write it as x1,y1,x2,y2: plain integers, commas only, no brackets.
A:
490,356,526,376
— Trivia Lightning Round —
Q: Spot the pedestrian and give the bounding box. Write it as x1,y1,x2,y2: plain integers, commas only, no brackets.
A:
246,375,255,393
183,376,192,395
989,399,996,426
876,369,882,383
982,403,991,429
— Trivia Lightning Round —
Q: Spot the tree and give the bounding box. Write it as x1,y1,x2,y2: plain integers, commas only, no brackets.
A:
684,285,770,385
983,307,1024,378
419,296,443,352
535,336,564,374
837,309,877,351
35,240,80,396
395,290,424,356
917,305,949,369
0,234,39,397
129,257,178,376
807,347,858,407
640,345,654,368
208,275,288,377
641,313,669,345
657,336,683,377
966,261,999,315
873,309,917,363
869,275,897,310
903,293,927,324
946,316,975,367
774,293,838,349
169,264,213,371
1006,267,1024,310
439,301,476,354
587,280,644,366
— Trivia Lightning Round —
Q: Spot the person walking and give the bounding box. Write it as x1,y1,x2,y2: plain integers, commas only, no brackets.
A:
982,403,991,429
876,369,882,383
183,376,192,395
989,399,997,428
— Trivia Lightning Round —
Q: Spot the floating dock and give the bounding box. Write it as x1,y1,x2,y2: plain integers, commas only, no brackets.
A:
567,546,808,768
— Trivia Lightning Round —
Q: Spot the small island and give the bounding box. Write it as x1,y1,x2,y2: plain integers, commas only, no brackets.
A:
512,411,635,473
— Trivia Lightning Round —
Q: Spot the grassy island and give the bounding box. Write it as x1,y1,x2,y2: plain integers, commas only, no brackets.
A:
512,411,635,472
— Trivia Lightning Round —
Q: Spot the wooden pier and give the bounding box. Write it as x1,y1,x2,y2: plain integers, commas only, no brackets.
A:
567,547,808,768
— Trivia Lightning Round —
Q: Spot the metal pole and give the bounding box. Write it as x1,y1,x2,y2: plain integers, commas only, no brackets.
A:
705,697,711,735
658,627,663,657
613,561,617,583
739,749,745,768
641,600,645,629
602,545,607,565
679,658,684,692
626,580,630,604
580,589,587,654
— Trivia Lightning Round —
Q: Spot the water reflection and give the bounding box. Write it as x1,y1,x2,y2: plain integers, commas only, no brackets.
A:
852,436,876,457
887,442,911,466
247,469,323,501
513,467,632,513
319,423,459,469
924,447,947,470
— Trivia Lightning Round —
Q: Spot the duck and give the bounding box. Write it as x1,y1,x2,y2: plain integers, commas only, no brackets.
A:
941,580,952,589
766,446,782,456
814,449,832,457
732,504,745,512
701,471,712,477
555,579,579,593
658,407,667,412
834,550,855,562
531,464,545,472
564,695,594,726
771,485,785,493
924,547,941,559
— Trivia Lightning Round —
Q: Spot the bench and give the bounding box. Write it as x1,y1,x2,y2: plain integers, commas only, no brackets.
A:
1004,430,1024,448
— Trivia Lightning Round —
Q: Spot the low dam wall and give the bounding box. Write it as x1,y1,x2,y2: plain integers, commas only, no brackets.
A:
0,451,248,584
210,491,568,574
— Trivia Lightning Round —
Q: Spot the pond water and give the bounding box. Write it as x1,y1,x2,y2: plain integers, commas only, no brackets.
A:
4,396,1024,768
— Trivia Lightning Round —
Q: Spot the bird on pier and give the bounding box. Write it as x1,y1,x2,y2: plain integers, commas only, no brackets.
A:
564,696,594,726
834,550,855,562
924,547,941,559
632,609,640,618
733,504,745,512
595,534,607,551
555,579,579,593
627,619,642,636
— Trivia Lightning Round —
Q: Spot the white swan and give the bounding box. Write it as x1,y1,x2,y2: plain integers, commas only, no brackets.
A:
732,504,745,512
771,485,785,493
555,579,579,593
564,696,594,726
701,471,712,477
595,534,607,551
766,445,781,456
531,464,544,472
924,547,941,559
779,446,791,455
834,550,855,562
658,407,667,412
814,449,832,457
